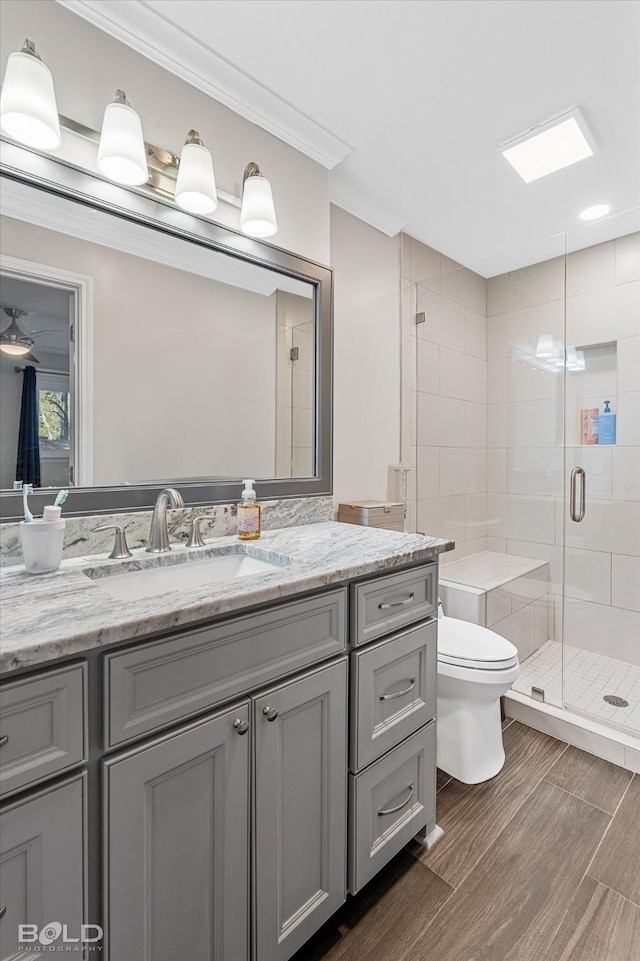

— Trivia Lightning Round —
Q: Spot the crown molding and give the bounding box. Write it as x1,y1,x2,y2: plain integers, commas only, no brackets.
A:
329,188,406,238
56,0,352,169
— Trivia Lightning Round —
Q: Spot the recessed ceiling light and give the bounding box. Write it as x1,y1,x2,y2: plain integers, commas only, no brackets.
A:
579,204,611,221
498,108,594,183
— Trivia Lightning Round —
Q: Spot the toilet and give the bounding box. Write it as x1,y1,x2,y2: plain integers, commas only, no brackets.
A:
436,606,519,784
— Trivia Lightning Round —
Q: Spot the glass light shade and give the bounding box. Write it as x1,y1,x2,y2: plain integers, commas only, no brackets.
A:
535,334,555,358
0,341,30,356
565,346,578,370
240,175,278,238
97,98,148,186
175,141,217,214
0,48,61,150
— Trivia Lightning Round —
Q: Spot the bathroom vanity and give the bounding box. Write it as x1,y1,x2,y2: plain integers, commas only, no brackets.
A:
0,522,451,961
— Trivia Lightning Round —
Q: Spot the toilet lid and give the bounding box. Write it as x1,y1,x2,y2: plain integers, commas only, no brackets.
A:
438,616,519,670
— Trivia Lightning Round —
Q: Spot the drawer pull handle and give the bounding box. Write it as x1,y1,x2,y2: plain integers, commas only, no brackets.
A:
379,678,416,701
0,735,8,749
233,718,249,735
378,593,415,611
0,905,6,920
263,706,278,722
378,783,415,817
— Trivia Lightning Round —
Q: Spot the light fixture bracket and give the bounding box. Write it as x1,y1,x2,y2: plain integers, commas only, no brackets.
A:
21,39,41,61
243,161,261,184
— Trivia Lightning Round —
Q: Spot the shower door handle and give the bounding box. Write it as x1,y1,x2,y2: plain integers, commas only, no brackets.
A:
570,467,586,522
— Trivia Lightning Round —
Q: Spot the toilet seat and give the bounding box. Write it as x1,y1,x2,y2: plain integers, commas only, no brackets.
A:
438,616,518,671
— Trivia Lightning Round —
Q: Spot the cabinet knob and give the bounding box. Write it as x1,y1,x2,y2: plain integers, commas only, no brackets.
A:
233,718,249,735
263,705,278,722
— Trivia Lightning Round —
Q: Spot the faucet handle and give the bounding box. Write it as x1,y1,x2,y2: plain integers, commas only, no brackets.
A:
92,525,133,560
185,515,210,548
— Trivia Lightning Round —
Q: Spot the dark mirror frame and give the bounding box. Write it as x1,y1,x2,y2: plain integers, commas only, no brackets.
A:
0,141,333,522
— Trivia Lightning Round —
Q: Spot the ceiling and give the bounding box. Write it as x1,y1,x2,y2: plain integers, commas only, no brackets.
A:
60,0,640,275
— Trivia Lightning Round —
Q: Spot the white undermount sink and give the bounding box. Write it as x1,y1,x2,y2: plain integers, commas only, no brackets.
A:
84,548,293,602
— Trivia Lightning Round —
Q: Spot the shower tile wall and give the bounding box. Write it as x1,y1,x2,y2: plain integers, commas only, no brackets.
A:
486,232,640,665
401,235,487,561
275,290,315,477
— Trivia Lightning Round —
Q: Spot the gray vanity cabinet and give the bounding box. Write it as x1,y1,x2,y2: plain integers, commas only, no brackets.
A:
253,658,347,961
103,703,250,961
0,774,87,961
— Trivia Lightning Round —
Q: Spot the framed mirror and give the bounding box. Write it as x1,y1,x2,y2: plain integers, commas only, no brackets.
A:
0,141,332,521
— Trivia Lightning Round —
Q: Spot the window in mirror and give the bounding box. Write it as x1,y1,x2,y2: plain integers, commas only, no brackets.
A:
0,274,74,489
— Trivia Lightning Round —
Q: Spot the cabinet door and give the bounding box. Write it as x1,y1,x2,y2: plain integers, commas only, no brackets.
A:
104,703,250,961
254,659,347,961
0,775,87,961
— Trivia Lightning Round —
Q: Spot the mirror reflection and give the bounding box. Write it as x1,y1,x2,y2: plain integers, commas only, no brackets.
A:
0,195,316,490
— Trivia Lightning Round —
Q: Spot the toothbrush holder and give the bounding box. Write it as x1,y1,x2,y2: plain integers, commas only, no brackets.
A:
20,518,65,574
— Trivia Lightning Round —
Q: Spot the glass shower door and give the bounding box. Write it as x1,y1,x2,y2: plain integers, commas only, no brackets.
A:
562,216,640,735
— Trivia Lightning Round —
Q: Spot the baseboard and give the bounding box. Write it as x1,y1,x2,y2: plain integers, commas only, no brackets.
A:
505,691,640,774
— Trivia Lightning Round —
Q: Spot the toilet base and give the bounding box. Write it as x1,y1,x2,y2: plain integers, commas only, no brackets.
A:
437,687,507,784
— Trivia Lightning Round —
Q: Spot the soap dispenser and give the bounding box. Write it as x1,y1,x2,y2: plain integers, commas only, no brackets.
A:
597,400,616,445
237,479,261,540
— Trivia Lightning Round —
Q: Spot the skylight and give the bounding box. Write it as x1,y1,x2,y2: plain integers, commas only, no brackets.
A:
499,109,594,183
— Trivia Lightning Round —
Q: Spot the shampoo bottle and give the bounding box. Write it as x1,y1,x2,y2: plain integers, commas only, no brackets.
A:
237,479,261,540
597,400,616,445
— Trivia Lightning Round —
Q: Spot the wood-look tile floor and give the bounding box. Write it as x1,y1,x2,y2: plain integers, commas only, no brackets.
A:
293,720,640,961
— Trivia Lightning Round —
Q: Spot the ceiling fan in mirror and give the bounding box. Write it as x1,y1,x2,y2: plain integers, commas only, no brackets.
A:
0,307,61,362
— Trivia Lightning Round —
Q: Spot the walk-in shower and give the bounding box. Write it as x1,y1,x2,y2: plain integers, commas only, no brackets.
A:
401,213,640,770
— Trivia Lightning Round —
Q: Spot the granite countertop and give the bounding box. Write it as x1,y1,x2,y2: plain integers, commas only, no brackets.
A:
0,522,453,674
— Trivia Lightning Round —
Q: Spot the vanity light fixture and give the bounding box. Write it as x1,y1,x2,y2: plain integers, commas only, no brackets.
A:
0,51,280,234
0,308,34,356
97,90,148,186
499,108,594,183
579,204,611,221
174,130,218,214
0,39,61,150
240,162,278,238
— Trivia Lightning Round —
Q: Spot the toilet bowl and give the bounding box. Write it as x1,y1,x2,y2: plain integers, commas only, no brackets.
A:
437,614,519,784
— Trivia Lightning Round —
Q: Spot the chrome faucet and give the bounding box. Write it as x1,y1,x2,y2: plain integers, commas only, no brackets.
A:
146,488,184,553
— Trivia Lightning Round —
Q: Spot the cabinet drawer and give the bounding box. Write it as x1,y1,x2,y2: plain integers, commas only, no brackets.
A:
351,564,436,646
350,621,436,772
105,588,346,747
348,723,436,894
0,663,87,798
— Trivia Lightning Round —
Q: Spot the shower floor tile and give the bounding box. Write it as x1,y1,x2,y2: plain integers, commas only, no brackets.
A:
515,640,640,736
